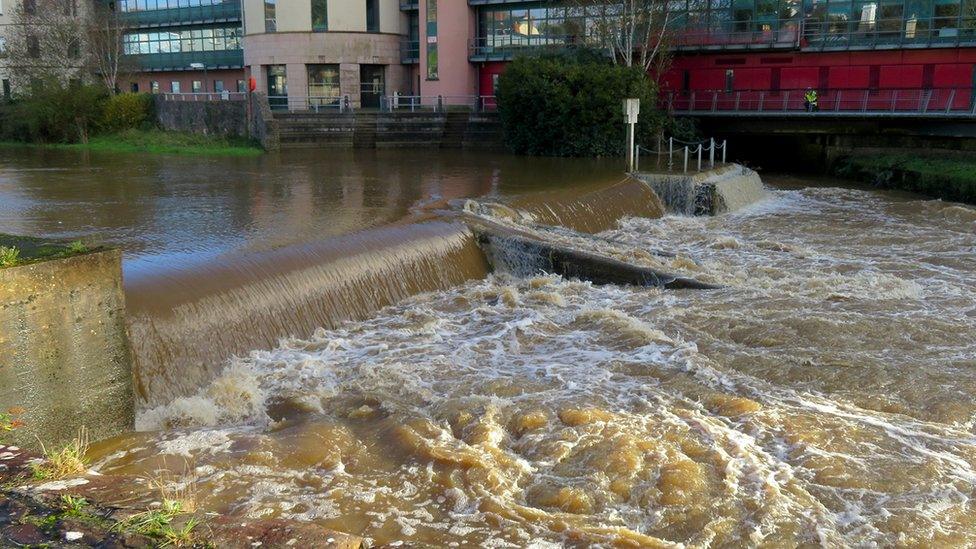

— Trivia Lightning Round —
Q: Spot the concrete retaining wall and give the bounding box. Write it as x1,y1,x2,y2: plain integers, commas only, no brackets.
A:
637,164,765,215
154,96,248,138
0,249,134,449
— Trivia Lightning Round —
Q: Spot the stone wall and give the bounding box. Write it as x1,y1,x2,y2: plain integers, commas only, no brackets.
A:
0,249,134,449
154,96,248,138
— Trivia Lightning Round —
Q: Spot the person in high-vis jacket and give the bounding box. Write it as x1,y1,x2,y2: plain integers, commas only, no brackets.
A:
804,88,819,112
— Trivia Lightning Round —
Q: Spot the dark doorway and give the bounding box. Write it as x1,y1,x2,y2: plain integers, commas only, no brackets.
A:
267,65,287,110
360,65,385,109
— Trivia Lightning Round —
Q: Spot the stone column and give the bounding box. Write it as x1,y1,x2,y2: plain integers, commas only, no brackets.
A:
340,63,361,108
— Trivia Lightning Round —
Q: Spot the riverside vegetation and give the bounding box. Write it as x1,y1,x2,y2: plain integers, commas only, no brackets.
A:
835,152,976,204
495,50,693,157
0,80,260,157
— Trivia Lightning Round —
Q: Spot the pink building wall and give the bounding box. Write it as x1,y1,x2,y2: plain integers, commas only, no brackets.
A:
418,0,478,99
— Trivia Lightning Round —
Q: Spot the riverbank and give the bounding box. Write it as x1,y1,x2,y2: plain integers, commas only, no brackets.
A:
0,129,263,157
833,152,976,204
0,443,363,548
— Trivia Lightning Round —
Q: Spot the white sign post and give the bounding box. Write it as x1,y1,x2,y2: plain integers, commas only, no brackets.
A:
623,98,640,172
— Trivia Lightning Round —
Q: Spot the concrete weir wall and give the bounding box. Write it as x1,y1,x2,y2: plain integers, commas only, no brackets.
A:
637,163,765,215
0,250,134,449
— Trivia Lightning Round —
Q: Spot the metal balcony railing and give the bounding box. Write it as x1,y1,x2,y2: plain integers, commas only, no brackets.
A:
268,95,353,112
469,34,586,60
127,50,243,71
119,2,241,28
673,18,802,50
667,88,976,117
401,40,419,64
800,16,976,49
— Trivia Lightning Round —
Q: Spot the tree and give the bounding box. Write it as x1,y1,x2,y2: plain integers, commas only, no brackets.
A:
86,1,135,94
574,0,674,73
2,0,87,92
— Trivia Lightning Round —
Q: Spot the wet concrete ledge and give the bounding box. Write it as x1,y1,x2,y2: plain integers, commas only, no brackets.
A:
636,163,765,215
0,245,134,450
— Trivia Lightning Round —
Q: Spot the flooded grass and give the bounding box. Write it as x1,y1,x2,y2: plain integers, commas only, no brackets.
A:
0,129,263,157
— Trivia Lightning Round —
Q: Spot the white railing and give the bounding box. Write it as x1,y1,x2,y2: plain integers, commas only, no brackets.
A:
268,95,353,113
636,136,728,173
160,91,246,101
380,94,497,112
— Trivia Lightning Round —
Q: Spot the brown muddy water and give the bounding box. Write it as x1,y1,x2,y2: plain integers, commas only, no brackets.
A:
4,148,976,547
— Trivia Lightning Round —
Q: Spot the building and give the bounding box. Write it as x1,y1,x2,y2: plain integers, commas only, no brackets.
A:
464,0,976,109
0,0,90,99
241,0,414,109
115,0,245,95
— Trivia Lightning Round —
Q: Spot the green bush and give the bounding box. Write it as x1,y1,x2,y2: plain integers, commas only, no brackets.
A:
1,80,107,143
496,50,666,157
101,93,155,133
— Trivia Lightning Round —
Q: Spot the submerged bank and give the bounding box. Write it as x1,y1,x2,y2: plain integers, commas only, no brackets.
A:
834,153,976,204
0,129,263,157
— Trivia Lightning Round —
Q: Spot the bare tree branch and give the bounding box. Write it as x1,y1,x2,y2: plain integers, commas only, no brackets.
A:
574,0,674,72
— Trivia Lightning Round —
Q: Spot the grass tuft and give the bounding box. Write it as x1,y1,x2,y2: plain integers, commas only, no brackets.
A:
0,245,21,268
60,494,89,516
31,426,90,480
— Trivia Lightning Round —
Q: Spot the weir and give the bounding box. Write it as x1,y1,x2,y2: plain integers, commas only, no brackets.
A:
125,175,721,405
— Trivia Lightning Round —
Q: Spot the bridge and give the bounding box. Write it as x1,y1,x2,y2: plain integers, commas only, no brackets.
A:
668,88,976,119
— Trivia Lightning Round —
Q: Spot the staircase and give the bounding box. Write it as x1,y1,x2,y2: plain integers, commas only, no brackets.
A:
272,110,504,150
442,112,470,149
275,112,354,148
353,112,378,148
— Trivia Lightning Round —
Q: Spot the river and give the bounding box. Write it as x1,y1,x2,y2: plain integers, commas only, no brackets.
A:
2,149,976,546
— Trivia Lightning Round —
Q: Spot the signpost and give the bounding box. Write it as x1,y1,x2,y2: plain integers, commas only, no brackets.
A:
623,98,639,172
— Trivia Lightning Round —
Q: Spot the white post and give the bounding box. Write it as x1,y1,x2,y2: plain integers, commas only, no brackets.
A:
709,138,715,168
697,145,702,171
722,140,727,164
634,144,640,172
669,137,674,171
683,146,689,173
623,98,639,172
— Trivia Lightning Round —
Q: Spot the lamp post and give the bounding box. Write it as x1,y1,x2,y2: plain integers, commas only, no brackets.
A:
189,62,208,95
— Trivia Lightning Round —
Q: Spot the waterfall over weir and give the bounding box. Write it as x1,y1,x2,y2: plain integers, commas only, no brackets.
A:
125,177,674,406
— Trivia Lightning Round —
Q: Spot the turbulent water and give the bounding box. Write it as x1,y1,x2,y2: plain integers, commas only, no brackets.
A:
91,181,976,547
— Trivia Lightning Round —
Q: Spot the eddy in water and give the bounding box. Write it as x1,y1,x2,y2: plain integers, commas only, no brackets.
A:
91,180,976,547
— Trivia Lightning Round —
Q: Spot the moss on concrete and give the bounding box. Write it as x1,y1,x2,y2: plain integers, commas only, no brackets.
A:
0,234,93,269
834,154,976,204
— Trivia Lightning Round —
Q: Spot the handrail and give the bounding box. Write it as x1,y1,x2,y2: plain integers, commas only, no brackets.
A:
666,87,976,117
160,91,246,101
268,95,353,113
380,94,497,112
635,136,727,174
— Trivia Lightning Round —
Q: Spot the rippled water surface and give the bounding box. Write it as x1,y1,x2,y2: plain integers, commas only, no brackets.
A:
88,176,976,547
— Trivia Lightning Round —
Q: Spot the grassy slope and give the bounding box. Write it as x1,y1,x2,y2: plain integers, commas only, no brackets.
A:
837,153,976,204
1,129,263,157
0,234,92,268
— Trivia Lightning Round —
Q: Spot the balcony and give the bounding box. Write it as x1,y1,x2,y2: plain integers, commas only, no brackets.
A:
469,34,583,61
126,49,243,72
119,2,241,29
401,40,419,64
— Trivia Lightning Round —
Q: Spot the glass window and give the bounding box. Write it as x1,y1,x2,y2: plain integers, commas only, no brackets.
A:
366,0,379,32
265,0,276,32
237,79,246,93
312,0,328,31
426,0,438,80
171,81,181,93
307,64,340,106
151,80,160,93
214,80,224,92
192,80,202,93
